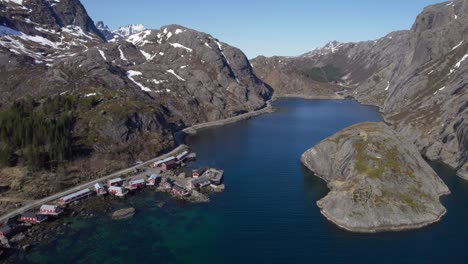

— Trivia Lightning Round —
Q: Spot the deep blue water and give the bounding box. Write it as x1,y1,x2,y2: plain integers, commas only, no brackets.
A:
18,99,468,263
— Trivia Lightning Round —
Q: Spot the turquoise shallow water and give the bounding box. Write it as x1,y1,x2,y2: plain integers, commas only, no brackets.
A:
16,99,468,264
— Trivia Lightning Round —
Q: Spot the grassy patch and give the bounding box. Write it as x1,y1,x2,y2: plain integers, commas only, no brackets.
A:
353,139,407,180
302,65,343,83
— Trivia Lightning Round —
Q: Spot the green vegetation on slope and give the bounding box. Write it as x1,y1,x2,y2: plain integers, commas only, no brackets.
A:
0,95,99,171
302,65,343,83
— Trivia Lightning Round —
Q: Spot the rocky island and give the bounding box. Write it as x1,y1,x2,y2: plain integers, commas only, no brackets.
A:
301,122,450,232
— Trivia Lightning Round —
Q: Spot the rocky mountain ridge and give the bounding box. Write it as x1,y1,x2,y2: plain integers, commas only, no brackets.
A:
252,0,468,178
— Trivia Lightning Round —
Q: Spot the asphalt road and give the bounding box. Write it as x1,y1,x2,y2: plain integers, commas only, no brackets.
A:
0,145,185,224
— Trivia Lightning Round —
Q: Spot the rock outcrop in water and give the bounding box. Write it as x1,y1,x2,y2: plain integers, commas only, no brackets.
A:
301,122,450,232
111,208,136,220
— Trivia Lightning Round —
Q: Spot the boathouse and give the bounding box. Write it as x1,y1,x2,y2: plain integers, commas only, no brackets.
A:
59,188,93,205
147,174,160,186
192,167,207,178
172,184,188,196
39,205,64,216
19,213,48,224
128,178,146,189
108,186,128,197
108,178,123,187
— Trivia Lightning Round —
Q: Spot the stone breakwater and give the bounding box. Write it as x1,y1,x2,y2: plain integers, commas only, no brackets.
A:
301,122,450,233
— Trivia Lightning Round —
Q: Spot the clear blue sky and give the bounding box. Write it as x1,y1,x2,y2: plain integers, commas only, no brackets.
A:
81,0,443,58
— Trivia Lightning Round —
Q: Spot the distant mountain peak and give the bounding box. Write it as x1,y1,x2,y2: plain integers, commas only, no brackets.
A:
95,22,146,41
301,40,343,58
115,24,146,36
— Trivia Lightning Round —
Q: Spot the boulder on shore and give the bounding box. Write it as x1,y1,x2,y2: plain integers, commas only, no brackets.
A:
301,122,450,233
111,208,136,220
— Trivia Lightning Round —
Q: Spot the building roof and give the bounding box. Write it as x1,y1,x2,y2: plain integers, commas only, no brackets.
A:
155,156,176,166
108,178,123,184
109,186,124,191
163,159,177,165
61,188,91,201
176,150,189,160
148,174,159,179
22,212,38,218
191,176,211,185
129,179,145,185
40,204,58,211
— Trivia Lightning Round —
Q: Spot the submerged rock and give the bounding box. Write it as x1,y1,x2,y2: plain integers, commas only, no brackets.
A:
111,208,136,220
301,122,450,233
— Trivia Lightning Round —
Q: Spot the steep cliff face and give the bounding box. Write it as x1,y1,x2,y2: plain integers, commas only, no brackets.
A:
252,0,468,178
301,122,450,232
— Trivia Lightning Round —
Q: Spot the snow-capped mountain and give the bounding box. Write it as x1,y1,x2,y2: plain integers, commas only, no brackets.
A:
301,41,346,58
0,0,105,63
113,24,146,38
96,21,146,41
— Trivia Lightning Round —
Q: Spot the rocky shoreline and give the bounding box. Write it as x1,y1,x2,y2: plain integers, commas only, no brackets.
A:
301,122,450,233
1,178,224,262
182,101,274,136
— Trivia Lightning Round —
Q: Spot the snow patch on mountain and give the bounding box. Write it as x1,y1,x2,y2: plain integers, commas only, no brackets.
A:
169,43,192,52
127,70,152,92
127,30,152,46
449,54,468,75
98,49,107,61
1,0,24,5
452,41,463,50
61,25,94,40
166,69,185,81
118,46,127,61
140,50,156,61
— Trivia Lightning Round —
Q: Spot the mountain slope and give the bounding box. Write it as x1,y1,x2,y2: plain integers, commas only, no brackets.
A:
0,2,272,204
252,0,468,178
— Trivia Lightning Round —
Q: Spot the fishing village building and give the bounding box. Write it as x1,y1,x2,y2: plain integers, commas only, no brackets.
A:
107,178,123,187
19,213,48,224
127,178,146,190
146,174,160,186
108,186,128,197
94,183,107,195
59,188,93,205
39,205,63,216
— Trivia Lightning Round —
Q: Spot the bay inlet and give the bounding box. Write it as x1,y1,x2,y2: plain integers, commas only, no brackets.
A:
16,99,468,264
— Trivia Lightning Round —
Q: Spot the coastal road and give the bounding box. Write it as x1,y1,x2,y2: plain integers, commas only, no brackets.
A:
182,101,273,134
0,145,186,224
0,101,274,225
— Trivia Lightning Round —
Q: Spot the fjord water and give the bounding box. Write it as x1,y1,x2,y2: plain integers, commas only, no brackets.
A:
21,99,468,264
